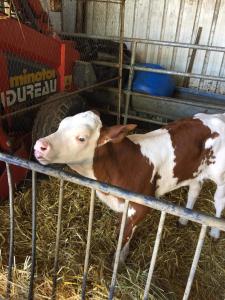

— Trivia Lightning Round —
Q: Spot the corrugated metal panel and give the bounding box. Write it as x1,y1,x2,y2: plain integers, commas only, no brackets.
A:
85,0,225,93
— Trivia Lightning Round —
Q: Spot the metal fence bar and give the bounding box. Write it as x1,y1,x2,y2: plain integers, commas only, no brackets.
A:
143,211,166,300
108,199,129,299
28,170,37,300
1,153,225,232
61,32,225,53
117,0,125,124
99,109,168,126
91,60,225,82
215,52,225,93
0,76,119,121
81,188,95,300
123,41,137,125
183,224,207,300
51,179,64,300
5,163,14,300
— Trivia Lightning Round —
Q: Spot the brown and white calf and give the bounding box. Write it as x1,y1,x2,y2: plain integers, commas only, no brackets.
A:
34,111,225,262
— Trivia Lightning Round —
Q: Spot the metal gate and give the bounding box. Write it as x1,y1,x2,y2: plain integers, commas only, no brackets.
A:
1,152,225,299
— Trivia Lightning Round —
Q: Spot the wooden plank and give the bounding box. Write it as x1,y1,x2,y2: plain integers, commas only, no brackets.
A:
183,26,202,87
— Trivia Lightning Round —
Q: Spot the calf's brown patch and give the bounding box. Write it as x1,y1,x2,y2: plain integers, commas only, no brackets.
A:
94,136,156,197
166,118,219,183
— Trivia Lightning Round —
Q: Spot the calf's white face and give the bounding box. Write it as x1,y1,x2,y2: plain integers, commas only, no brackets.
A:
34,111,102,165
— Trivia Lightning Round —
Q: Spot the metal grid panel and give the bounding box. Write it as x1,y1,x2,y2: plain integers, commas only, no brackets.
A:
1,152,225,299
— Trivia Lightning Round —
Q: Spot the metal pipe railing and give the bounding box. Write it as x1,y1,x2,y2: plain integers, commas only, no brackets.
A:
117,0,126,125
6,163,14,300
91,60,225,82
0,76,120,121
109,199,129,299
28,170,37,300
61,32,225,53
1,152,225,300
183,225,208,300
143,211,166,300
52,179,64,300
123,41,137,125
1,153,225,231
82,188,95,300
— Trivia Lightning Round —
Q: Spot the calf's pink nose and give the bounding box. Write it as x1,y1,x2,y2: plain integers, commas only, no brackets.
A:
35,139,50,153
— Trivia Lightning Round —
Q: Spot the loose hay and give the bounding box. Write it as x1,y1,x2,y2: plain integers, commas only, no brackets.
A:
0,177,225,299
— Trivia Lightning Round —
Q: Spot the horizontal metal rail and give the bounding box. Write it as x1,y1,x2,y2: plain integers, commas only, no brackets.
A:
1,152,225,232
61,32,225,53
0,76,119,121
91,60,225,82
2,152,225,300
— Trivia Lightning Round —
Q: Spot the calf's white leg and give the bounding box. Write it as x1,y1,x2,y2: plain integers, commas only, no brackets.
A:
118,203,150,264
119,225,136,264
210,184,225,239
179,181,202,226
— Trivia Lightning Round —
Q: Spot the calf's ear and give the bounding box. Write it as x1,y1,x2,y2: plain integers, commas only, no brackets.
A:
98,124,137,145
91,110,100,116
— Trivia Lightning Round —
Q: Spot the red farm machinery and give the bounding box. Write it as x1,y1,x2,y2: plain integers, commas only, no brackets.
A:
0,0,85,200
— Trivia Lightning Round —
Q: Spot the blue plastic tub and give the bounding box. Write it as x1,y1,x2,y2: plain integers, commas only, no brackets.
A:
132,63,175,97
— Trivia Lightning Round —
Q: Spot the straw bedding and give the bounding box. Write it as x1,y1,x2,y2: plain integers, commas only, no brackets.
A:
0,177,225,299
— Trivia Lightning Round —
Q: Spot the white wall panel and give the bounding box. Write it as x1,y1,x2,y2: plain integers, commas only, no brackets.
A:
52,0,225,93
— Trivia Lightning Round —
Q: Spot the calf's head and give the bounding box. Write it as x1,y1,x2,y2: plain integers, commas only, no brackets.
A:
34,110,136,166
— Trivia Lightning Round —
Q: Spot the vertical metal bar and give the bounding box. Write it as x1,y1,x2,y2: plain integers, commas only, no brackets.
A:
123,41,137,125
81,188,95,300
51,179,64,300
117,0,125,125
199,0,221,90
183,224,207,300
215,52,225,92
28,170,37,300
143,211,166,300
6,163,14,300
108,199,129,300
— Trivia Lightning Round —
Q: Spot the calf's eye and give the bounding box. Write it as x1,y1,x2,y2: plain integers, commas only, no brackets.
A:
77,137,86,142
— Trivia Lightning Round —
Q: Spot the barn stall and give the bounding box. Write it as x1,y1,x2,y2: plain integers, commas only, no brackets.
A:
0,0,225,299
